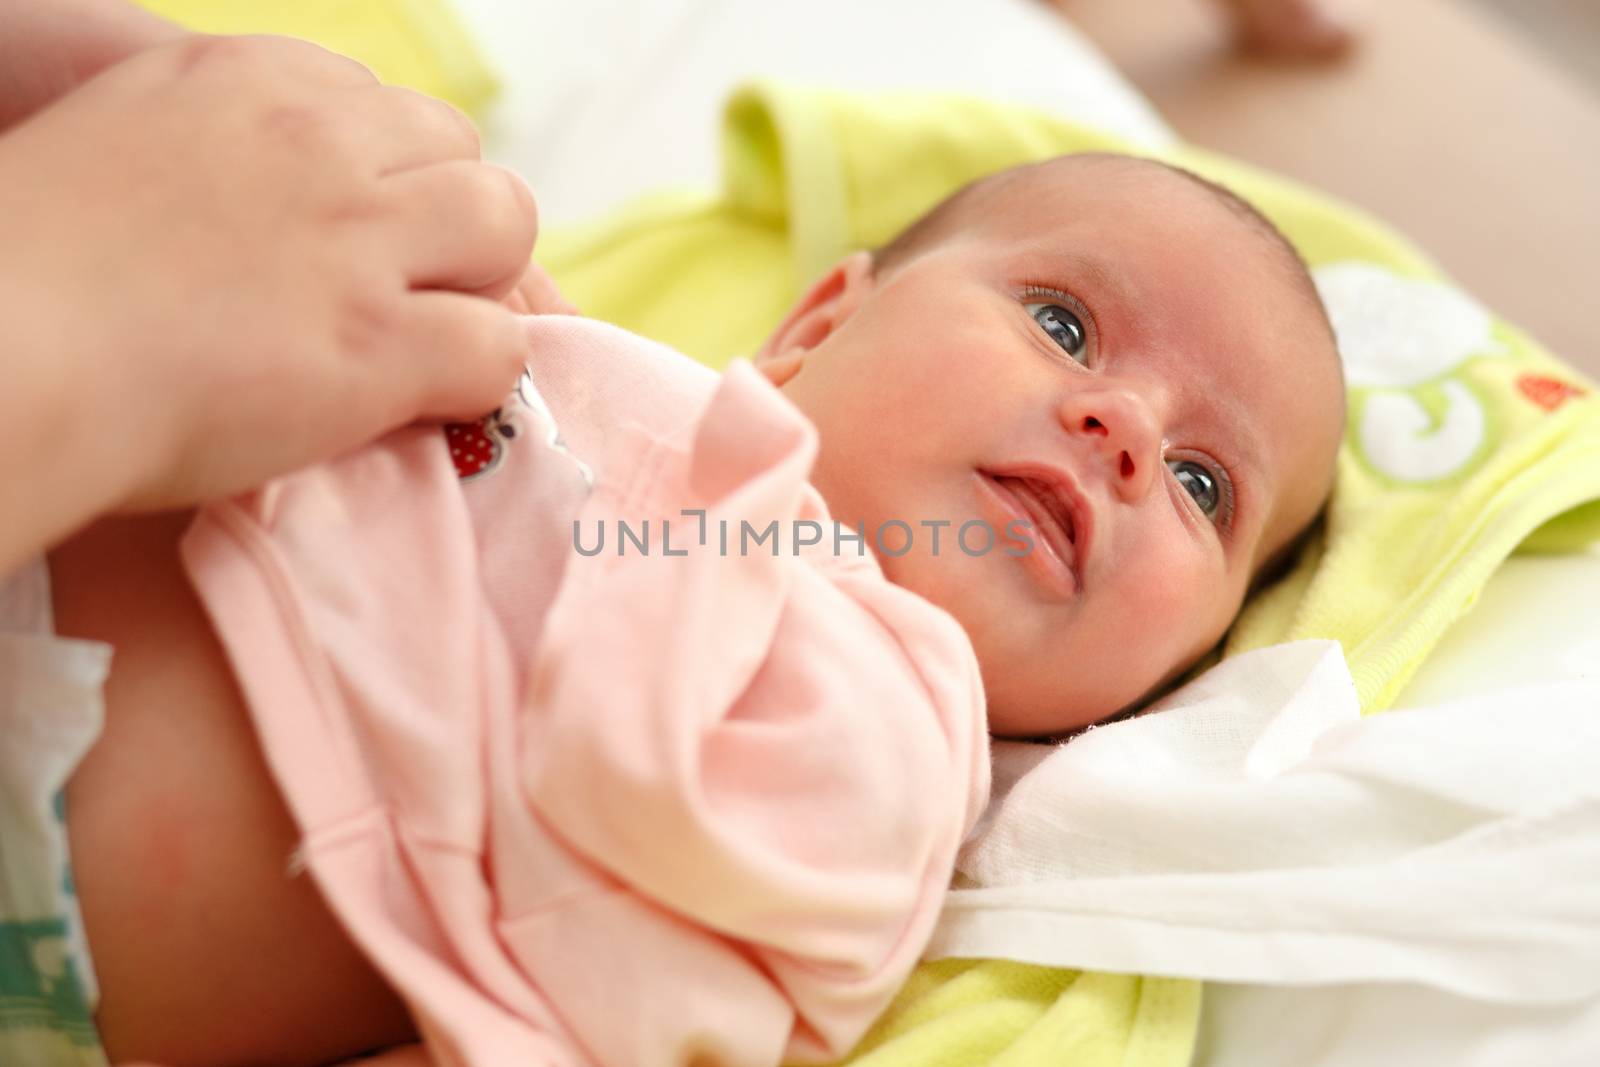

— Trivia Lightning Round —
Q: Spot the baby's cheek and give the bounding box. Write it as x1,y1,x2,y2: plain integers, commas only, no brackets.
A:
1125,540,1201,609
1117,543,1228,651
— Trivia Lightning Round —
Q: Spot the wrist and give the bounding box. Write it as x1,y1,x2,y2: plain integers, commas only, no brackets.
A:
0,229,165,562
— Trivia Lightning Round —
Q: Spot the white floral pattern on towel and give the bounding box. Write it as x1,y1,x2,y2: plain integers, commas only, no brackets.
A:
1315,262,1507,484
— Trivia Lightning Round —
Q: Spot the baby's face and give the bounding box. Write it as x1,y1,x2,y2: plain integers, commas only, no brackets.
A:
763,158,1345,736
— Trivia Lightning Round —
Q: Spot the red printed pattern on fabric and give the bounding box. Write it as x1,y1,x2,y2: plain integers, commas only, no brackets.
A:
445,412,518,480
1517,374,1587,412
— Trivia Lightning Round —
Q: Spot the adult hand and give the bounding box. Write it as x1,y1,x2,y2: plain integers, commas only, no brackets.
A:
504,260,578,316
0,33,538,564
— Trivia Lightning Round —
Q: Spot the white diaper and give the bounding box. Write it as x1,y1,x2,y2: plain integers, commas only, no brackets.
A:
0,558,112,1067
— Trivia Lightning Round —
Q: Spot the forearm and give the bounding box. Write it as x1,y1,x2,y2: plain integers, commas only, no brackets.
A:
0,3,175,570
0,0,183,130
0,260,157,574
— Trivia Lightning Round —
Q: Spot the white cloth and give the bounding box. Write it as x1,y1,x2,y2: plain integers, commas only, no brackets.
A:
0,559,112,1066
1197,981,1600,1067
931,640,1600,1006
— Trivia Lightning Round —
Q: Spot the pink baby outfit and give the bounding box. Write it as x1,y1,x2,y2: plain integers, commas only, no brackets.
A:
179,316,990,1067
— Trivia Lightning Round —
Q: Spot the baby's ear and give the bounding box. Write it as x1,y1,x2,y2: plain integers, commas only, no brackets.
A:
755,251,875,386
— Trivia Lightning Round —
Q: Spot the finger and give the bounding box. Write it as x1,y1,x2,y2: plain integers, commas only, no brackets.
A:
345,84,482,175
391,291,530,419
512,261,578,315
381,161,539,299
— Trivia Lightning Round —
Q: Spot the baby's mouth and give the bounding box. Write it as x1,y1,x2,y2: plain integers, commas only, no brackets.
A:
992,475,1078,571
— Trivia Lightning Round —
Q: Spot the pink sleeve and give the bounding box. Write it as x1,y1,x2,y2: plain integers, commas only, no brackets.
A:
518,362,990,1061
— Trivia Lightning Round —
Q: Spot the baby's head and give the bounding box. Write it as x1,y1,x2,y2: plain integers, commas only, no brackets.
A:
755,153,1346,737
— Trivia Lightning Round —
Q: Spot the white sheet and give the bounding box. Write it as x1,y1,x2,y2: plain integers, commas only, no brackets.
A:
933,640,1600,1005
1193,549,1600,1066
1196,983,1600,1067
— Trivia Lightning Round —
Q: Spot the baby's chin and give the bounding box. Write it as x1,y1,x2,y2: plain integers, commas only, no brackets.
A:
989,646,1218,740
979,671,1120,739
978,627,1197,739
986,702,1088,742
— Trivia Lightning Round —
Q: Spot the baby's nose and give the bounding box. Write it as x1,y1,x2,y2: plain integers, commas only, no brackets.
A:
1058,388,1162,500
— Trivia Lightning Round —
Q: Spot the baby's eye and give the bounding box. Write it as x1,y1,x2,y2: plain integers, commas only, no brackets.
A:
1168,459,1221,519
1025,302,1087,363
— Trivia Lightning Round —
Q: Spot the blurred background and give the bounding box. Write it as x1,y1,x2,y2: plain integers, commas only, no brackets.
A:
1468,0,1600,90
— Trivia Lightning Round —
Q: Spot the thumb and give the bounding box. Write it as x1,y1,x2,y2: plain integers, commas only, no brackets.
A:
505,260,577,316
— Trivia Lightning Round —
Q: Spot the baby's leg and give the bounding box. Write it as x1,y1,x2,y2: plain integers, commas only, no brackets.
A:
1210,0,1356,57
50,512,416,1067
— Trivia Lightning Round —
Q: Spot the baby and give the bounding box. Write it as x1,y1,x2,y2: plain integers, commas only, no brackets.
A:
48,153,1344,1067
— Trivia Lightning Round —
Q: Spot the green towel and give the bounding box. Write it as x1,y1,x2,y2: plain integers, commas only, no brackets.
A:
839,961,1199,1067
